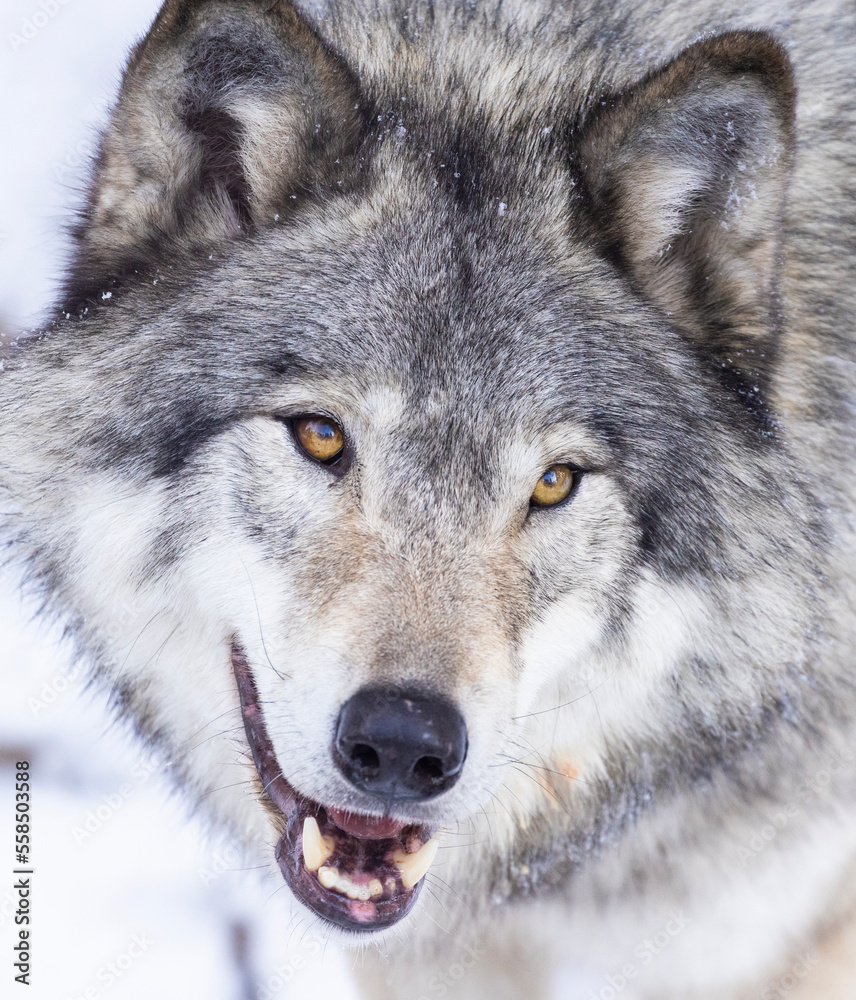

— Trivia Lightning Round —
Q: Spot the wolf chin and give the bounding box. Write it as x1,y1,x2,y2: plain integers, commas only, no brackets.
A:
2,1,856,997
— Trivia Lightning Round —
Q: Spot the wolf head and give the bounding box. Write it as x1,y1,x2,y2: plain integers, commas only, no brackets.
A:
0,0,823,937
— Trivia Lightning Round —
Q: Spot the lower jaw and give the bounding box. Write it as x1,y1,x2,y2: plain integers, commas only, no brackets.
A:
275,802,428,931
231,641,432,933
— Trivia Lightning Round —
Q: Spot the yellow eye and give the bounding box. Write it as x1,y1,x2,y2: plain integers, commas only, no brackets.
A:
531,464,576,507
294,416,345,463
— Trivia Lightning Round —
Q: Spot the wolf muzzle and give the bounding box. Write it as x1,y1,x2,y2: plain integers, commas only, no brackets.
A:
232,642,455,933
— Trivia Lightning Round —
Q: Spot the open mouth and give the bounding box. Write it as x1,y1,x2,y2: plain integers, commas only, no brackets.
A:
231,642,438,932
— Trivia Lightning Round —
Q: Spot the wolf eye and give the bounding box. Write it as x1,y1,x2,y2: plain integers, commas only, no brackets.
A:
531,465,577,508
293,416,345,464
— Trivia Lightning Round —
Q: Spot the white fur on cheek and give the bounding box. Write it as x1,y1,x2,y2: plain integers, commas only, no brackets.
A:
516,593,604,717
61,473,277,843
514,571,711,786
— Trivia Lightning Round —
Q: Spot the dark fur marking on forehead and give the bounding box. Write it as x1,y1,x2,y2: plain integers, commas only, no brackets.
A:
368,97,495,212
256,349,314,381
434,109,491,212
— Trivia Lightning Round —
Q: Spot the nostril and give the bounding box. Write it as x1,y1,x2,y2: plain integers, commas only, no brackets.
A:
413,756,445,784
351,743,380,771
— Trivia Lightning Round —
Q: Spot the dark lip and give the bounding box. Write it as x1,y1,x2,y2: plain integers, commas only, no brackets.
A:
230,640,429,933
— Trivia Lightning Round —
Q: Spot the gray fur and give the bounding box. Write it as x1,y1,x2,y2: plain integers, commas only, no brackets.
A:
1,1,855,997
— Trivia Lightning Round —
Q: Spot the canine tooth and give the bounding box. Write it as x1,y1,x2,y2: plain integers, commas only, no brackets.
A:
394,838,440,889
302,816,335,871
369,879,383,897
318,866,338,889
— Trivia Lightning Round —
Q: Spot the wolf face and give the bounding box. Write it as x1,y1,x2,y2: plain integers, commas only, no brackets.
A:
0,0,836,943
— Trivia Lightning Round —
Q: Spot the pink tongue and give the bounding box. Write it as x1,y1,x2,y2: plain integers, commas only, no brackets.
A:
327,808,405,840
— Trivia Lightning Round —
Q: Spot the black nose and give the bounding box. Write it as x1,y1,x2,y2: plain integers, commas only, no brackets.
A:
333,687,468,802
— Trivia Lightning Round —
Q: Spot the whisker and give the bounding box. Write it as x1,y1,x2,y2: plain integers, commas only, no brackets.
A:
511,668,618,720
234,547,288,683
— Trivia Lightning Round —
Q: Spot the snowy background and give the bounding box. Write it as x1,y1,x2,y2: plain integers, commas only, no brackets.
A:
0,3,599,999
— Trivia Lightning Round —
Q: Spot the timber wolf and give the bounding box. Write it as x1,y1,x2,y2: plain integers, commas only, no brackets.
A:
1,1,855,997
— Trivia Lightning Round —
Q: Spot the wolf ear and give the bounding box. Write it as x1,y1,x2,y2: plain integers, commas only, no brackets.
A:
576,32,795,413
73,0,359,287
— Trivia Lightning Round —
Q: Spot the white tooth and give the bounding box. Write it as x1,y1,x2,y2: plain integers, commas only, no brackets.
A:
346,883,362,900
335,875,351,894
369,879,383,898
394,838,440,889
318,866,338,889
302,817,334,871
357,886,371,902
386,877,397,893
